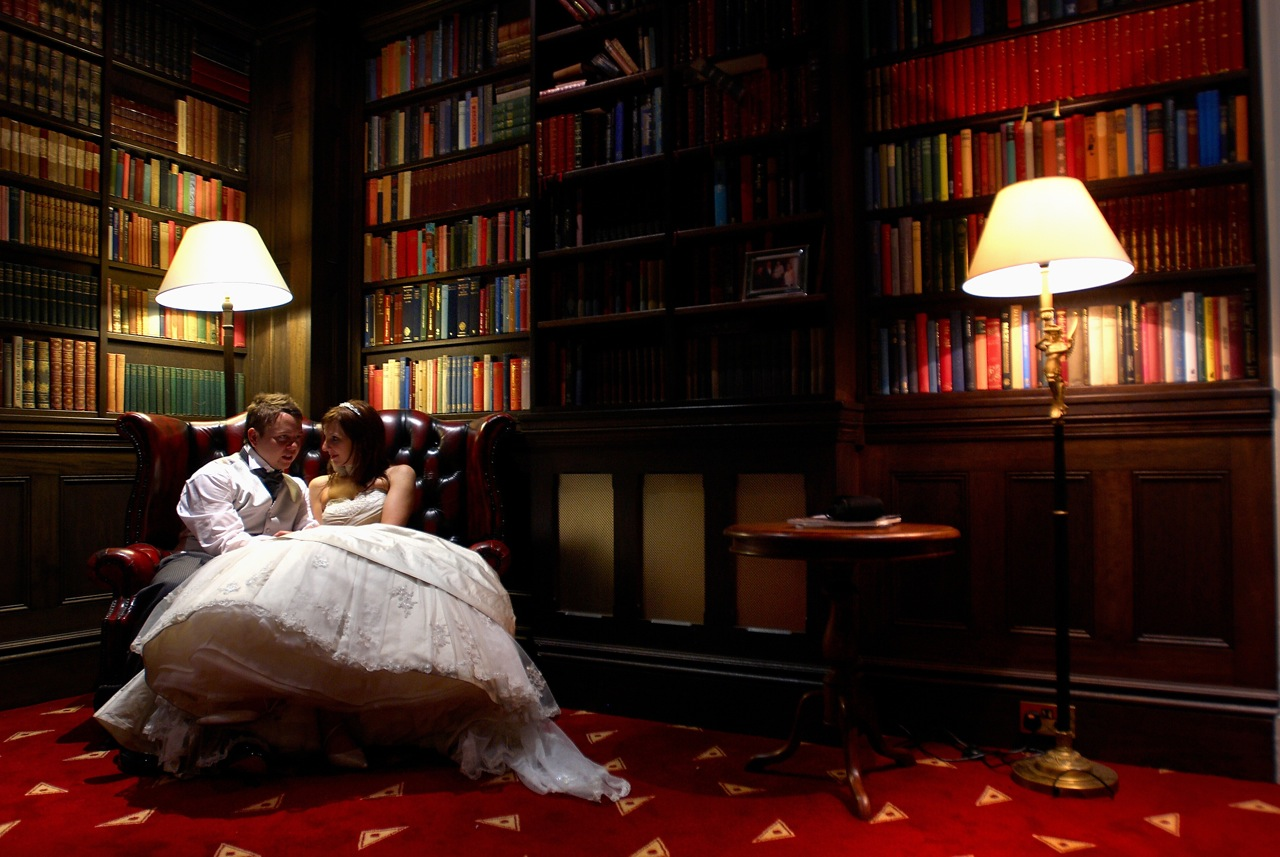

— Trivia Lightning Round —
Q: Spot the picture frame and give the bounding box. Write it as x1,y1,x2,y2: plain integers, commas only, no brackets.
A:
743,246,809,299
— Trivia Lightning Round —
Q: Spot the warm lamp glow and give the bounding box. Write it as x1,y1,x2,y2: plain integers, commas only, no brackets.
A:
962,176,1133,298
156,221,291,312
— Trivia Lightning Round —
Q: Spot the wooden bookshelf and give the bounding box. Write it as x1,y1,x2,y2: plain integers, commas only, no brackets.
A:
1,0,255,419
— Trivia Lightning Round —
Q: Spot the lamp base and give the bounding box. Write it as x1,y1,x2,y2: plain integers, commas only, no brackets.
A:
1011,739,1119,797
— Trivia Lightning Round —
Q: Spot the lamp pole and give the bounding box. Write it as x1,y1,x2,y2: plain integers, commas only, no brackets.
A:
222,298,236,417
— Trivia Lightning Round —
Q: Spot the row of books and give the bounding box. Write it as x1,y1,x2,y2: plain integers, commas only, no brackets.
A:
106,206,185,270
539,181,664,249
1,261,97,330
109,93,248,173
706,148,818,227
860,0,1162,57
363,81,531,172
871,183,1253,297
363,272,530,347
1,185,99,255
536,87,665,177
363,144,529,226
1,0,103,49
543,257,664,321
364,353,530,414
544,29,655,92
679,58,822,148
865,90,1248,210
2,33,101,129
365,7,527,102
1,334,95,410
865,0,1245,132
107,278,245,347
552,0,638,23
114,356,243,417
112,0,251,102
676,0,813,62
871,292,1257,396
1,118,102,192
363,209,531,284
110,147,246,221
544,340,666,407
684,326,826,401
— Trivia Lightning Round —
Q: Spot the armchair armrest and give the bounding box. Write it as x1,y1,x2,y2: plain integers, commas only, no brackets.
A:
87,543,168,600
469,539,512,577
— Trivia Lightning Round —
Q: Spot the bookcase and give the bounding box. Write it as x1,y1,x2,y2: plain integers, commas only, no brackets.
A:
532,0,830,409
849,0,1277,779
1,0,254,419
358,0,535,415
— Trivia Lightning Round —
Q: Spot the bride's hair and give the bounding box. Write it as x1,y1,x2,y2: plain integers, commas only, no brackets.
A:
320,399,387,487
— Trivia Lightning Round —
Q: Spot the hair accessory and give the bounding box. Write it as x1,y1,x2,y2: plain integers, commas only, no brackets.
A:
340,401,361,415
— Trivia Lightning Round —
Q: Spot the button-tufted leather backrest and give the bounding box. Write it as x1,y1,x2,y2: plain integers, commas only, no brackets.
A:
116,408,514,551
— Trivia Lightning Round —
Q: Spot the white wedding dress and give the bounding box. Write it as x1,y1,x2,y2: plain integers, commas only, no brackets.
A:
94,488,629,802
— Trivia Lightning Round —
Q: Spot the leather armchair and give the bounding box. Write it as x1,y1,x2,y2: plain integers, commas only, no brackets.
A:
88,408,517,708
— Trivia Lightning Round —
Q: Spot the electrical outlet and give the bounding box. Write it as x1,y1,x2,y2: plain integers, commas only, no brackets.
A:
1018,700,1077,735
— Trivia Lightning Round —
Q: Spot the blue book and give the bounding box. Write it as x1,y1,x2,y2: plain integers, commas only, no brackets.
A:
927,319,939,393
1170,298,1186,382
713,157,729,226
878,327,891,395
1175,109,1189,169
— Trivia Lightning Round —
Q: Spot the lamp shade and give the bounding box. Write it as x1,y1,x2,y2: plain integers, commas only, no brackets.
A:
155,221,292,311
962,176,1134,298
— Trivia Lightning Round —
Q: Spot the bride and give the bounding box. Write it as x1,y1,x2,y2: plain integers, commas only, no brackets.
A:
94,399,629,803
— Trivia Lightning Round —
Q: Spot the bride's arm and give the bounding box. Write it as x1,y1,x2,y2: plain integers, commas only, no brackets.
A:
307,475,329,526
378,464,416,526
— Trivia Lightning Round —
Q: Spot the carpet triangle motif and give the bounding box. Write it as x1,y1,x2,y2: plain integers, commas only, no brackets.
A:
64,750,111,761
1032,834,1096,852
214,845,262,857
0,821,19,839
826,768,847,781
629,838,670,857
918,757,955,768
587,730,616,744
1144,813,1180,836
752,820,795,842
695,746,726,760
6,730,54,742
487,772,517,784
363,783,404,799
358,827,408,849
616,795,653,816
26,783,67,795
97,808,155,827
477,814,520,831
870,803,908,823
605,757,626,771
42,706,83,715
238,794,284,812
1230,799,1280,814
976,785,1012,806
720,782,764,796
671,724,703,731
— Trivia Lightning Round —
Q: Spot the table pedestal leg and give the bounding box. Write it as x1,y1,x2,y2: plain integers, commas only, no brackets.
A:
745,564,914,819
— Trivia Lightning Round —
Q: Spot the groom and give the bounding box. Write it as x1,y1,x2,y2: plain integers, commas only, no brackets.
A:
154,391,317,585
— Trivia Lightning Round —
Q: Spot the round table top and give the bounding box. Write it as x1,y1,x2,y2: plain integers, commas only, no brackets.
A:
724,521,961,562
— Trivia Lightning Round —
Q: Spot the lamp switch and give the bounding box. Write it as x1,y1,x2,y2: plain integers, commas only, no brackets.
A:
1018,701,1077,735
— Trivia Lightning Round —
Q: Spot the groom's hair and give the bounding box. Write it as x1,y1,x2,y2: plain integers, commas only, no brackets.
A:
246,392,304,437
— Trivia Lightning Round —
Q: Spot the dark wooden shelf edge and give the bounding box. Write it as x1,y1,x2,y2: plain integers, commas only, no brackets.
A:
864,383,1273,440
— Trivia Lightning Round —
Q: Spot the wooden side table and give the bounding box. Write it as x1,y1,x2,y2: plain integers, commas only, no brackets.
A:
724,521,961,819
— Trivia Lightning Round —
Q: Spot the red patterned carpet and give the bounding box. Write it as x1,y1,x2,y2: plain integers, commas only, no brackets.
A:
1,695,1279,855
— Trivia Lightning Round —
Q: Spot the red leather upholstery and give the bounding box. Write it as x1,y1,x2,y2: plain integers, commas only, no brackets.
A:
88,409,516,707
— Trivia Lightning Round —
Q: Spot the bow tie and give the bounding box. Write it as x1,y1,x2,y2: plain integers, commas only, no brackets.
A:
252,468,285,496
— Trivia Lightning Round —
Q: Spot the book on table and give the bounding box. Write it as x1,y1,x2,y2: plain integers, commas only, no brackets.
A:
787,514,903,529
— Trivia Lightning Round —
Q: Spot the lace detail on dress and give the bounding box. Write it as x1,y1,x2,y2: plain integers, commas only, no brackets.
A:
323,488,386,526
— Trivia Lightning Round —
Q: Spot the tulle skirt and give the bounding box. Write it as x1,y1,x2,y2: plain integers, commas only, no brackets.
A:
94,525,629,802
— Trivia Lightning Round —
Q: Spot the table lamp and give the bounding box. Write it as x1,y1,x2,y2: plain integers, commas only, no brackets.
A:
155,221,292,416
962,176,1133,796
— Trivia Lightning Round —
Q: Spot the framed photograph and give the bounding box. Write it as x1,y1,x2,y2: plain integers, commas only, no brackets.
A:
743,246,808,299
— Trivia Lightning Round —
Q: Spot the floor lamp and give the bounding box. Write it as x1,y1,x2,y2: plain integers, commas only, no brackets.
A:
962,176,1134,796
154,221,293,417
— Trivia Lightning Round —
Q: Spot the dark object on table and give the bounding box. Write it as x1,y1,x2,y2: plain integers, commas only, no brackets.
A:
827,495,885,522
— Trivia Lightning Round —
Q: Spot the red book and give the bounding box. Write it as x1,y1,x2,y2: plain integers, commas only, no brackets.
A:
1006,0,1021,29
938,318,953,392
987,313,1004,389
